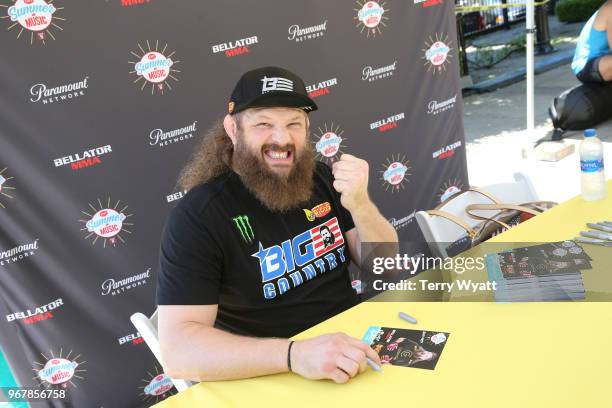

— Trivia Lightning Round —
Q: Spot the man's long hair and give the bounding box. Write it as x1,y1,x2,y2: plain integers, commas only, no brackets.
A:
177,118,236,192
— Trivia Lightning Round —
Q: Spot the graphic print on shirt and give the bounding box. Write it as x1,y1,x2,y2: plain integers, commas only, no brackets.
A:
232,215,254,243
252,217,346,299
303,201,332,221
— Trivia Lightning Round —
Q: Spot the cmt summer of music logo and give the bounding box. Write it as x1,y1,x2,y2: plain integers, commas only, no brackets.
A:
0,167,16,209
32,349,86,389
2,0,65,45
380,154,412,193
423,33,453,75
79,197,134,248
129,40,180,95
354,0,388,38
312,122,347,164
438,178,464,202
139,367,176,404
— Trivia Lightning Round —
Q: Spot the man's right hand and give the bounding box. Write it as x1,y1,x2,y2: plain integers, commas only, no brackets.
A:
290,332,382,383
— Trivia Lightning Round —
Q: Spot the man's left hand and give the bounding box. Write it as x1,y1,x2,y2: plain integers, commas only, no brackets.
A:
331,154,370,213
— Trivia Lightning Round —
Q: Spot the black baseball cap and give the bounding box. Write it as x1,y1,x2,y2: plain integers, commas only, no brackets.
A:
228,66,318,114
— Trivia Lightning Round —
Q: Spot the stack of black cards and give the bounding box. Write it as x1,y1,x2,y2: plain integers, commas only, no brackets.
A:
485,240,590,301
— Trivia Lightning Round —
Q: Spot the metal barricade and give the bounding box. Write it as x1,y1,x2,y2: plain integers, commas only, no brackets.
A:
456,0,526,37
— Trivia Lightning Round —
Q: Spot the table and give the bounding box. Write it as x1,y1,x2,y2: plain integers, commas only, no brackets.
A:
155,180,612,408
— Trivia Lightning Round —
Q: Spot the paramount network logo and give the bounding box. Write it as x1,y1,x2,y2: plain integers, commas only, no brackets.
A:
288,20,327,42
0,238,39,266
388,211,416,230
427,94,456,115
30,76,88,104
362,60,396,82
149,121,197,148
101,268,150,296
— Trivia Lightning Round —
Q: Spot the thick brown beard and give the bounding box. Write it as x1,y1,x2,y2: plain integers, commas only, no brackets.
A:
232,134,315,213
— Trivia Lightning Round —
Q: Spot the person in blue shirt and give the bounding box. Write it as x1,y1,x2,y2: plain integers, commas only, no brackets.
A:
572,3,612,83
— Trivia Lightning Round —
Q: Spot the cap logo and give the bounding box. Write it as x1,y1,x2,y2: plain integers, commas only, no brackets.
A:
261,76,293,94
228,101,235,113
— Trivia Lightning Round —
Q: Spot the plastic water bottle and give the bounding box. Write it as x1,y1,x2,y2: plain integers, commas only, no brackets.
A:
580,129,606,201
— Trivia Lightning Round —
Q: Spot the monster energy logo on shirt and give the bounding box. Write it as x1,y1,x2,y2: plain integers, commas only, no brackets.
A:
233,215,254,243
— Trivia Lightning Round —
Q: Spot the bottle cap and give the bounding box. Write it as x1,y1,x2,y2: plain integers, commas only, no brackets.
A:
584,129,597,137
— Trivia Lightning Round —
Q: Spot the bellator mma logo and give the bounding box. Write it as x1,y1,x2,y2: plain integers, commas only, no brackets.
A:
32,349,86,389
423,33,454,75
432,140,462,160
139,367,176,404
369,112,405,133
166,189,187,203
118,331,144,346
129,41,180,95
414,0,444,8
306,77,338,99
354,0,389,38
3,0,65,45
211,35,258,57
79,197,134,247
6,297,62,325
53,144,112,171
380,154,412,193
312,122,347,164
120,0,151,6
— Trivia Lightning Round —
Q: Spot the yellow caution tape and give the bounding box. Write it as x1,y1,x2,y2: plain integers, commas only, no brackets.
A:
455,0,549,14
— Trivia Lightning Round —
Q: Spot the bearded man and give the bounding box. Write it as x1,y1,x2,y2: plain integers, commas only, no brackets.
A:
156,66,397,384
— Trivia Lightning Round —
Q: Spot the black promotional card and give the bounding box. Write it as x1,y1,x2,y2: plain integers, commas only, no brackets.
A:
498,250,554,278
362,327,450,370
497,241,592,280
520,241,592,263
541,241,593,264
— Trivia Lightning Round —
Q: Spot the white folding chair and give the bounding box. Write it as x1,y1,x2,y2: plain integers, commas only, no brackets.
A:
416,172,539,258
130,310,194,392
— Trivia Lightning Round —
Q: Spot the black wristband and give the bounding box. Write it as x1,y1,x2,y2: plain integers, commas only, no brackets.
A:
287,340,294,372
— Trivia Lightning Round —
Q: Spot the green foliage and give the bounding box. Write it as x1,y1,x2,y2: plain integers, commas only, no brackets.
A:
556,0,606,23
508,34,526,50
467,33,525,69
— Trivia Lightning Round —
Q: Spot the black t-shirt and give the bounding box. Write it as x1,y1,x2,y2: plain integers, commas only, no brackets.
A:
157,162,360,338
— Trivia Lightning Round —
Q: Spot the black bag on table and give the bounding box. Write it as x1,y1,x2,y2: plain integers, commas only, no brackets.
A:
549,82,612,134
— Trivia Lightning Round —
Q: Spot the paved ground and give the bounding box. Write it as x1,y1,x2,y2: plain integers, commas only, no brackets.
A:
466,16,582,83
463,63,612,203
